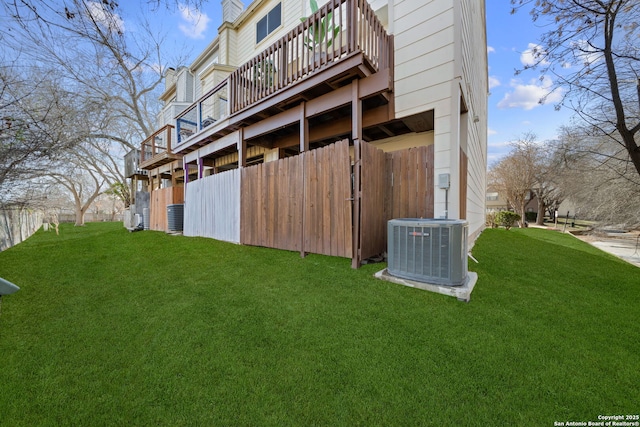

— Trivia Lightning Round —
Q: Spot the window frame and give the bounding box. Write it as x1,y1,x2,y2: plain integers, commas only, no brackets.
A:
256,2,282,45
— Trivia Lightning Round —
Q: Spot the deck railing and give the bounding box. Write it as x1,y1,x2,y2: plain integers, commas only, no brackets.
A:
175,80,229,145
124,149,148,178
140,124,174,163
229,0,391,113
166,0,390,150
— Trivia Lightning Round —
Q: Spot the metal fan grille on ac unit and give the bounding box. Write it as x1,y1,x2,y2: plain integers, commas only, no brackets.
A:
388,219,467,286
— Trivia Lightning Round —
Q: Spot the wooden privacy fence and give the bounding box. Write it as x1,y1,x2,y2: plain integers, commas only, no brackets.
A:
149,187,184,232
385,145,434,220
353,142,434,266
184,170,241,243
240,139,352,258
181,139,434,267
241,155,305,252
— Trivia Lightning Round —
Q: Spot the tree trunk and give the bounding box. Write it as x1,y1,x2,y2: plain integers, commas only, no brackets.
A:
75,205,86,226
519,203,527,228
536,197,545,225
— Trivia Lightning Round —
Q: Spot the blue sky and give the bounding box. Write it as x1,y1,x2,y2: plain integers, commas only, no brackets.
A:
485,2,573,164
119,1,572,165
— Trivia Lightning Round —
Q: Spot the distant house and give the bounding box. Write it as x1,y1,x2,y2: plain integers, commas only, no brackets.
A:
486,191,577,223
125,0,488,267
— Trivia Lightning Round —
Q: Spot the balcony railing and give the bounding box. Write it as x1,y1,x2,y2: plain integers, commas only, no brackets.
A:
166,0,391,153
124,149,148,178
229,0,391,113
140,124,174,164
176,80,229,145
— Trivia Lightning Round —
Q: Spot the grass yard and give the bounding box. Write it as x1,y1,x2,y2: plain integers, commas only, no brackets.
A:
0,223,638,425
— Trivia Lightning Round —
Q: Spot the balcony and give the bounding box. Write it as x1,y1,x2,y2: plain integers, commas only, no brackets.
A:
138,124,182,170
176,80,229,146
229,0,392,116
124,149,148,179
144,0,393,165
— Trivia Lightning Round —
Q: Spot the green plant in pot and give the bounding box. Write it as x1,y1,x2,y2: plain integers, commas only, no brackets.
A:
252,59,276,87
300,0,341,52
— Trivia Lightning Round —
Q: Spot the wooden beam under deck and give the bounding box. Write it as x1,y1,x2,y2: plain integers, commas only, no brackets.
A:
242,69,392,142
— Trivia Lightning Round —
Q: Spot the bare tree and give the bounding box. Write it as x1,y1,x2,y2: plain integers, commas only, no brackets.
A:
555,125,640,228
0,64,80,202
3,0,167,147
1,0,189,215
49,169,105,227
511,0,640,179
489,133,539,227
531,140,566,225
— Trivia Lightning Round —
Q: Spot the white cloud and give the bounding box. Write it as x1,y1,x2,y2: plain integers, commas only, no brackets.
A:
497,76,563,110
570,39,603,67
489,76,501,89
488,128,497,136
86,1,125,34
487,45,495,54
520,43,548,67
488,140,510,148
178,3,210,39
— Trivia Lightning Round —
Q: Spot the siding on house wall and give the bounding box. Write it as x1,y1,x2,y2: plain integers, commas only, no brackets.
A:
393,0,455,118
459,0,488,240
392,0,486,241
195,53,223,98
370,131,434,153
235,0,306,67
393,0,457,221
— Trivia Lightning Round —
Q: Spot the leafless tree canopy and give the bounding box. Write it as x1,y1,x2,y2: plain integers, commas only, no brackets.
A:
511,0,640,179
1,0,189,222
555,125,640,228
0,64,77,199
489,132,568,227
489,133,539,227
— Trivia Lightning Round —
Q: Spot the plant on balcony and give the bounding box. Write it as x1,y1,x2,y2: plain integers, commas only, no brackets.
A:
252,59,276,88
300,0,341,52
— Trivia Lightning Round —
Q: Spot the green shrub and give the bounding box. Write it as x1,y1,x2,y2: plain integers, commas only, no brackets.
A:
525,211,537,223
495,211,521,230
486,212,498,228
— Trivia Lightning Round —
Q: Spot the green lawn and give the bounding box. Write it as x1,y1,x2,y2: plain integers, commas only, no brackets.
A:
0,223,638,425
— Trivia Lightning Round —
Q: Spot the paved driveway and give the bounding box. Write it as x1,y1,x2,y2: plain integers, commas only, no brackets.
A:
573,231,640,268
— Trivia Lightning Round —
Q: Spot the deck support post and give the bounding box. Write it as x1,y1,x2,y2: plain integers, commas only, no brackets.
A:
299,102,309,153
300,102,309,258
351,80,363,269
238,128,247,168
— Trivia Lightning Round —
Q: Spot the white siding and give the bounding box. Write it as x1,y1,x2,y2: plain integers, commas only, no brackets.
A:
392,0,487,242
184,170,241,243
459,0,488,241
370,131,434,152
235,0,310,66
393,1,455,118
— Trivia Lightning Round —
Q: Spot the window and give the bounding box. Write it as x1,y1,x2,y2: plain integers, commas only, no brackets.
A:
256,3,281,44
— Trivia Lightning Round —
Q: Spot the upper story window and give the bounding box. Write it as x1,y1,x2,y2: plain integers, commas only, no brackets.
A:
256,3,281,44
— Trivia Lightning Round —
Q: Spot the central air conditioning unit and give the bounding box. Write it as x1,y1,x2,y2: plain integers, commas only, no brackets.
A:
387,219,468,286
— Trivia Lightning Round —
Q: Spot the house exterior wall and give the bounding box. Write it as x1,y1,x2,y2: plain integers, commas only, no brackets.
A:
392,0,486,240
458,0,488,240
370,131,434,153
235,0,306,66
393,0,457,221
144,0,487,250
